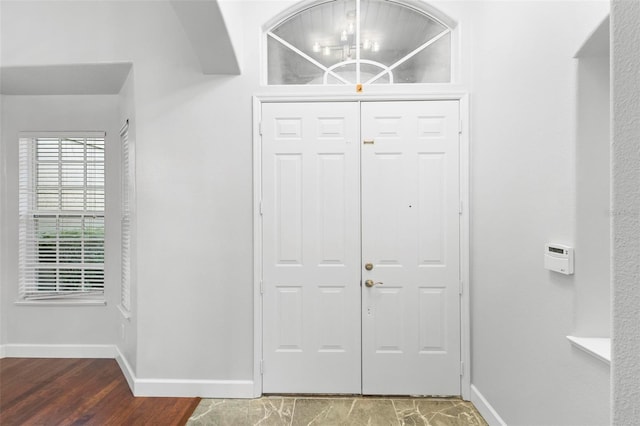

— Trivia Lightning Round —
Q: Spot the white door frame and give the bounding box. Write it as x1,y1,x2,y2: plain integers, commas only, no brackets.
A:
252,93,471,400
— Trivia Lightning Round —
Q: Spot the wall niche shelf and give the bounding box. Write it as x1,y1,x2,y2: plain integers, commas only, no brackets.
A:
567,336,611,365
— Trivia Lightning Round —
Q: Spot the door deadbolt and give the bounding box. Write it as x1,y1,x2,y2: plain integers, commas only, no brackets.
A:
364,263,373,271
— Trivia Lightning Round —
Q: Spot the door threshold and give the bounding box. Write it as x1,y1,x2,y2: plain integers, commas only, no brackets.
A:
262,394,463,399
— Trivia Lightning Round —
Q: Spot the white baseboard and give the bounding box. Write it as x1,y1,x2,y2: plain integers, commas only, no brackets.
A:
1,343,117,359
113,346,254,398
115,346,136,393
471,384,507,426
134,378,255,398
2,343,255,398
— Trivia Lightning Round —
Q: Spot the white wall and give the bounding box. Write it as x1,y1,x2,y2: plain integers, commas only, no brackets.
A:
467,2,610,425
0,0,3,352
0,94,2,353
611,0,640,424
1,0,263,381
0,95,120,346
0,1,614,421
120,2,259,381
0,4,3,351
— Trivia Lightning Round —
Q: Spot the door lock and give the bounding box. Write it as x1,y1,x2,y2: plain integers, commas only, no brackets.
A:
364,263,373,271
364,279,383,288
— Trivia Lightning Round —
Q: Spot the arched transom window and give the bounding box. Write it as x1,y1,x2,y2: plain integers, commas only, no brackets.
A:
266,0,453,85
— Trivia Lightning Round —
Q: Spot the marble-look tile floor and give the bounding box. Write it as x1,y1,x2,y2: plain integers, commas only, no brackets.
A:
187,396,488,426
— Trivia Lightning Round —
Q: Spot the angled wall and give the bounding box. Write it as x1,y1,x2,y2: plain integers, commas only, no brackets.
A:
170,0,241,75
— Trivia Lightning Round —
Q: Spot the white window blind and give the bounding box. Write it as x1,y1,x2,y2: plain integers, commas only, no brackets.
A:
18,133,105,300
120,121,132,312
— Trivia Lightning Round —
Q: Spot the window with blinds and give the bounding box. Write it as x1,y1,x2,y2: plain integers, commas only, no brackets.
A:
120,122,131,313
18,133,106,300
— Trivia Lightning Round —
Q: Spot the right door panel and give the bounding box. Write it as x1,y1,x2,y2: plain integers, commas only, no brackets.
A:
361,101,461,395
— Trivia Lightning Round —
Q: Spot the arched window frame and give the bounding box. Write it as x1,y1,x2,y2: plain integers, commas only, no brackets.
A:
263,0,458,86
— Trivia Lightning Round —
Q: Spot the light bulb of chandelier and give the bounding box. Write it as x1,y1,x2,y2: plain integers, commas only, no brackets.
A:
312,41,321,53
340,30,348,42
372,41,380,52
347,22,355,34
363,39,372,50
323,46,331,56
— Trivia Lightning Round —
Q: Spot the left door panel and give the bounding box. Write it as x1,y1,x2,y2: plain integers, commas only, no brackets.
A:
261,102,361,393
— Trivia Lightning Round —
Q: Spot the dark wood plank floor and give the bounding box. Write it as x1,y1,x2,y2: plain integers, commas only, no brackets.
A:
0,358,201,426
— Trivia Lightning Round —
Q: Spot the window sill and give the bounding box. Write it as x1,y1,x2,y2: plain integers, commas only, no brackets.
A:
14,299,106,307
567,336,611,365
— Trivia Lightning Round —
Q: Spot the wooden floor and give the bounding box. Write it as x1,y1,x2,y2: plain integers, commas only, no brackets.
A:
0,358,201,426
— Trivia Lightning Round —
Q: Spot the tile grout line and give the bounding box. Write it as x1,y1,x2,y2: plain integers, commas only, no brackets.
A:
391,399,402,426
289,397,297,426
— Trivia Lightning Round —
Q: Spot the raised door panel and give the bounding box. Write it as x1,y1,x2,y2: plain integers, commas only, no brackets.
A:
417,154,446,266
366,153,404,266
317,154,347,265
373,287,404,354
275,155,303,265
275,286,303,351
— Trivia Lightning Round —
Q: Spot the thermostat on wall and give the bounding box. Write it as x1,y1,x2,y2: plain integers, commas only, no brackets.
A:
544,243,574,275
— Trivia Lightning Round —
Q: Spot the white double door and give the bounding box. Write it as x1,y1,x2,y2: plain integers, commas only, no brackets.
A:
261,100,461,395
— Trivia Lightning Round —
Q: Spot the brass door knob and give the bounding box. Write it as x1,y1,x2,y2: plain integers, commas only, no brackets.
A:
364,263,373,271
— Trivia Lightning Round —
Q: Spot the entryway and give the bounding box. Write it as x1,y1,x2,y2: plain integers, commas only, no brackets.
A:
258,99,463,396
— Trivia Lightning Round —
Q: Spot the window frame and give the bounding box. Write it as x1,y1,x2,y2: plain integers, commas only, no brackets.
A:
18,131,107,303
119,121,132,315
263,0,457,86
